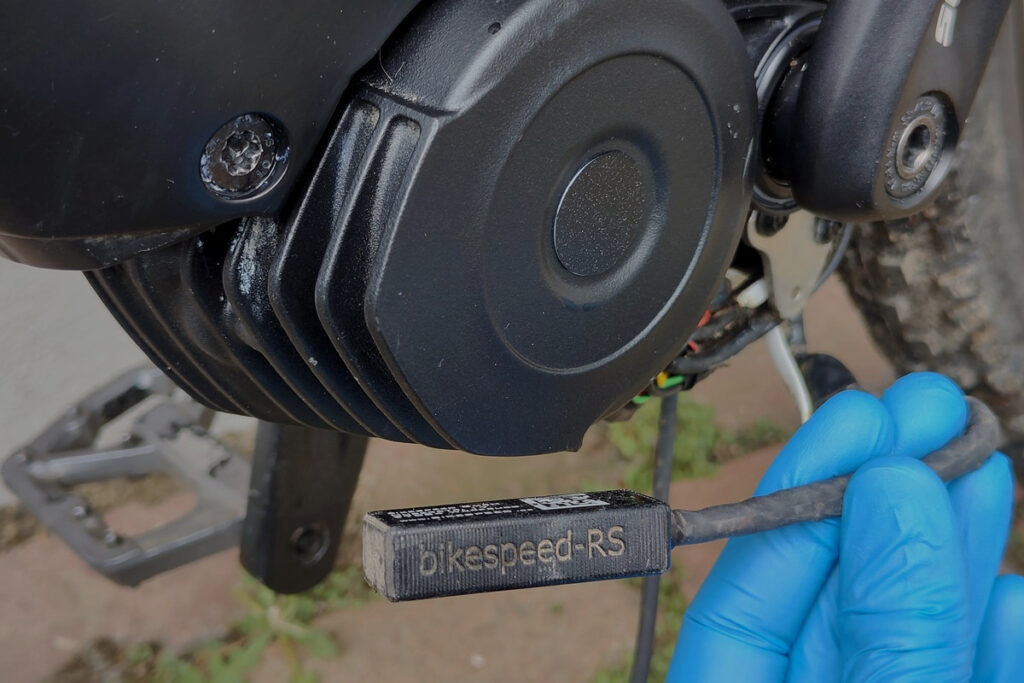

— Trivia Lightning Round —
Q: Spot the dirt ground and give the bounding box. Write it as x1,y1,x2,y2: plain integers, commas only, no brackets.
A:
0,280,896,682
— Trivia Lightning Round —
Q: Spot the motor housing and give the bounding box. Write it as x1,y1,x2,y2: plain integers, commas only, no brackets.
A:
90,0,757,454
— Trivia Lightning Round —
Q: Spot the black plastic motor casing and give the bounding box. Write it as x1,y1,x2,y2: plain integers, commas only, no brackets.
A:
0,0,418,269
88,0,758,456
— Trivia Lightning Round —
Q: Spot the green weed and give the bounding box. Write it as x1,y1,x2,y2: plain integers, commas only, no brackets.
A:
606,396,789,491
107,566,374,683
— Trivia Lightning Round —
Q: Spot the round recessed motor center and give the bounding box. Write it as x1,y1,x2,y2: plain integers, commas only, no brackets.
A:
553,151,648,277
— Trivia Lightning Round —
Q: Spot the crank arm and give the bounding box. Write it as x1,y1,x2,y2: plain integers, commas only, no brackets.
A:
782,0,1012,219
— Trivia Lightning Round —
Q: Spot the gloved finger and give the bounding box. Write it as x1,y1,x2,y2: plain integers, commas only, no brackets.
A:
947,452,1014,642
786,373,972,682
786,568,840,682
751,372,963,496
886,374,1011,644
839,456,974,681
881,372,968,459
972,574,1024,682
668,390,894,683
787,453,1011,683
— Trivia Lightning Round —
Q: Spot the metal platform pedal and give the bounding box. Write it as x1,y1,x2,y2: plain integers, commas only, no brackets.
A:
1,365,250,586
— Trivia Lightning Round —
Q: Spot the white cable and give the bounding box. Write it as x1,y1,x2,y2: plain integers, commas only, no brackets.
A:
765,325,814,423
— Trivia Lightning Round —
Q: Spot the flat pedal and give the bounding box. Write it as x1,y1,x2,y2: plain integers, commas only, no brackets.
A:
2,366,250,585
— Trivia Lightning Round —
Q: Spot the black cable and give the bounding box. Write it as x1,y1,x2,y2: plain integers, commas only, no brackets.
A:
671,313,778,376
670,396,999,546
813,220,854,291
688,307,748,342
629,392,678,683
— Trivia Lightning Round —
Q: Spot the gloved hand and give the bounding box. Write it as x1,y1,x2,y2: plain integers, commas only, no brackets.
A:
668,372,1024,682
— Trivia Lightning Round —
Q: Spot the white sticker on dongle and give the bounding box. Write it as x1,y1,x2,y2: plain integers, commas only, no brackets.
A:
520,493,610,511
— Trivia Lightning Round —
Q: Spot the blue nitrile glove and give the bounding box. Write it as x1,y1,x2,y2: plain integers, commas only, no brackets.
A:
668,372,1024,682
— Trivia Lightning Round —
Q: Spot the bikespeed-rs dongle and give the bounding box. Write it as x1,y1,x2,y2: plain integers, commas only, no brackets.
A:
362,491,671,601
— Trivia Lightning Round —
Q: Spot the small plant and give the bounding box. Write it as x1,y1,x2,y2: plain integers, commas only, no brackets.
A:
606,398,718,491
73,567,376,683
720,418,792,462
606,396,790,491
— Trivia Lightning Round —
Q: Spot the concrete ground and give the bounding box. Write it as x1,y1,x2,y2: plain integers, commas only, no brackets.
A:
0,262,147,505
0,255,894,681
